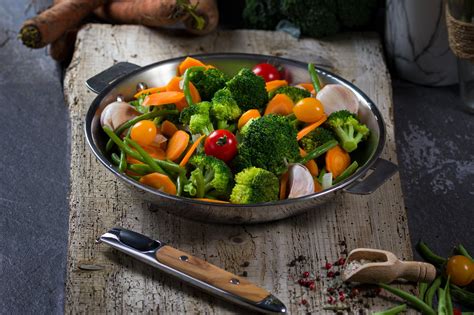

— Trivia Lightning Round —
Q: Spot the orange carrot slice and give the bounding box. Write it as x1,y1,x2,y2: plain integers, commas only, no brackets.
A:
139,173,177,195
325,145,351,178
265,80,288,92
296,83,315,92
238,109,261,129
195,198,230,203
279,172,289,200
142,91,185,107
296,115,327,141
314,179,322,192
127,145,166,164
178,57,206,75
179,134,205,167
166,76,201,111
166,130,190,162
161,120,178,138
264,93,293,116
299,148,319,176
134,86,167,99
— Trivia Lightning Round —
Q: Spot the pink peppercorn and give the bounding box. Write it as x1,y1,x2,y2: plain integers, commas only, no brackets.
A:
327,271,335,278
337,257,346,265
327,296,334,304
309,283,315,290
302,271,310,278
301,299,308,305
325,262,332,270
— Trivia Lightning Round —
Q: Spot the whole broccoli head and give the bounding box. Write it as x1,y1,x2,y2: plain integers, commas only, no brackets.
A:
226,68,268,112
299,127,336,152
189,68,229,101
179,101,214,135
236,114,299,175
281,0,340,38
268,86,311,103
243,0,283,30
184,154,234,199
325,110,370,153
336,0,378,28
211,88,242,130
230,167,279,204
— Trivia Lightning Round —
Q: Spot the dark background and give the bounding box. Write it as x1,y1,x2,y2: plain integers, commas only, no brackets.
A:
1,1,472,314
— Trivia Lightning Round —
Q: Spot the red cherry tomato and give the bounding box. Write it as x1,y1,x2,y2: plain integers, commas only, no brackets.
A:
252,63,281,82
204,130,238,162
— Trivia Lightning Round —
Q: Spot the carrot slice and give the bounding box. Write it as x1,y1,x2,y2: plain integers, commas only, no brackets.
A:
134,86,166,99
142,91,185,107
296,83,315,92
264,93,294,116
161,120,178,138
195,198,230,203
178,57,206,75
296,114,327,141
314,179,322,192
166,76,201,111
166,130,190,162
265,80,288,92
325,145,351,178
238,109,261,129
179,134,206,167
299,148,319,176
279,172,289,200
139,173,177,195
127,145,166,164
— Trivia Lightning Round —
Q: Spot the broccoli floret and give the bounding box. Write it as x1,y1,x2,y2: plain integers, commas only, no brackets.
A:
236,114,299,175
299,127,336,152
325,110,370,153
226,68,268,111
211,88,242,130
189,68,229,101
179,101,214,135
281,0,340,38
230,167,279,204
268,86,311,103
242,0,283,30
337,0,378,28
184,154,234,199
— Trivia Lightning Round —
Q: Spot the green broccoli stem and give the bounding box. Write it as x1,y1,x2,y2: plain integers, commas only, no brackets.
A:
379,283,435,315
308,63,322,93
333,161,359,184
193,168,206,198
335,126,357,152
300,140,338,164
125,138,167,175
372,304,407,315
183,66,206,106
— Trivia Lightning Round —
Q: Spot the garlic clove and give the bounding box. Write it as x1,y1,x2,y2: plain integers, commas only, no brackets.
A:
100,101,139,131
316,84,359,115
287,164,315,198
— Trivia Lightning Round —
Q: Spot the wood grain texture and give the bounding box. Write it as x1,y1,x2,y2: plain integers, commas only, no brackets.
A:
156,245,270,303
65,24,413,314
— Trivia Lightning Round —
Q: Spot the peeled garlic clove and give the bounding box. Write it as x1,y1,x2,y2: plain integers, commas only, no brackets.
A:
287,164,315,199
316,84,359,115
100,101,139,131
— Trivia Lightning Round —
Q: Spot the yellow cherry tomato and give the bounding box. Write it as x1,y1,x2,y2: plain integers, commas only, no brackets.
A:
130,120,157,146
446,255,474,286
293,97,324,123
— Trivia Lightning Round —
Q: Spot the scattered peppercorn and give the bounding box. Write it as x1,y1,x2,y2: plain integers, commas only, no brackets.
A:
325,262,332,270
303,271,310,278
241,261,250,267
301,299,308,305
327,271,335,278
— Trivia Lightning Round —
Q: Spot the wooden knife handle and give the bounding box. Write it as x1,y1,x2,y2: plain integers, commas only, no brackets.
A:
156,245,269,303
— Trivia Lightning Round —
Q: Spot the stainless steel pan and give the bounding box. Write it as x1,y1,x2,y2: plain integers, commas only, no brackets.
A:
85,53,398,224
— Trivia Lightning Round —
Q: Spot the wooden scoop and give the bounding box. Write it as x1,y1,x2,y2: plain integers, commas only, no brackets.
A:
342,248,436,284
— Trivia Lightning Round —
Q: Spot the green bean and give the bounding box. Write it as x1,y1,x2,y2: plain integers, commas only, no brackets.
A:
308,63,322,93
372,304,407,315
124,138,166,175
318,167,326,183
425,277,442,308
416,241,447,267
451,284,474,308
183,66,205,106
111,152,121,165
103,127,144,162
438,288,447,315
129,164,153,175
379,283,435,315
445,280,453,315
176,173,186,197
457,244,473,261
334,161,359,184
118,150,127,173
155,160,186,176
128,174,141,181
153,116,163,126
418,282,428,300
105,108,179,152
300,140,338,164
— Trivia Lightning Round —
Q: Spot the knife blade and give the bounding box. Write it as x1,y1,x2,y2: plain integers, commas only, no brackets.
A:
97,227,287,314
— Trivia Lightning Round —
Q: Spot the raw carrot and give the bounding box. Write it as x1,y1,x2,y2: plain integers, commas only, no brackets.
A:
279,172,289,200
166,76,201,111
183,0,219,35
314,179,322,192
296,115,327,141
178,57,206,75
238,109,261,129
161,120,178,138
166,130,190,162
264,94,293,116
139,173,177,195
325,145,351,178
142,91,185,107
195,198,230,203
299,148,319,176
134,86,167,99
265,80,288,92
296,83,315,92
179,134,205,167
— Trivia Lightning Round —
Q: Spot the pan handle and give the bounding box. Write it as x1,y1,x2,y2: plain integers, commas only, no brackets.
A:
86,62,141,94
344,158,398,195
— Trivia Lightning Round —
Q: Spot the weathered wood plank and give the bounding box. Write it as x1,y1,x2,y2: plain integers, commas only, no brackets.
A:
64,25,411,314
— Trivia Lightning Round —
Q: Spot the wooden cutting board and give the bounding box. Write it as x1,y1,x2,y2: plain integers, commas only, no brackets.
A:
64,24,412,314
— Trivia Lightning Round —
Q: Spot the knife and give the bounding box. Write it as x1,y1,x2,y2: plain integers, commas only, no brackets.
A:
97,227,287,314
